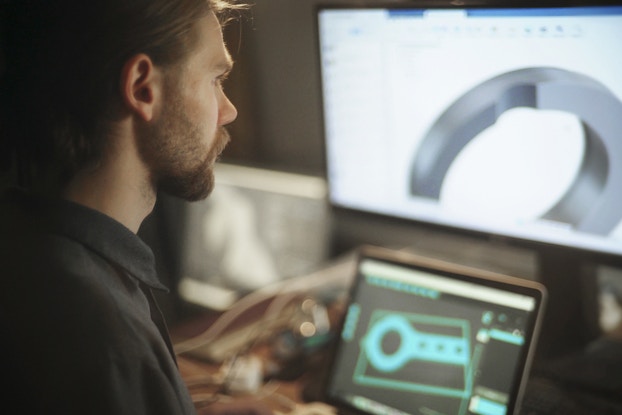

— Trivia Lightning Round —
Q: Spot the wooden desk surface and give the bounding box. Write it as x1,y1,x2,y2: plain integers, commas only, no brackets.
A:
171,300,343,414
170,256,356,413
177,353,309,413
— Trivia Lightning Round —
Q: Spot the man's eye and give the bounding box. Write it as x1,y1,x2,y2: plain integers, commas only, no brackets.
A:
215,74,229,87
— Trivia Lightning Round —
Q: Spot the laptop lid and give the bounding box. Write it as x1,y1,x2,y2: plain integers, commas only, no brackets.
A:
323,246,546,415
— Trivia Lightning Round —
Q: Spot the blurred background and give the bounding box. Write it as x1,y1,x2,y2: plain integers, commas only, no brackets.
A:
138,2,622,362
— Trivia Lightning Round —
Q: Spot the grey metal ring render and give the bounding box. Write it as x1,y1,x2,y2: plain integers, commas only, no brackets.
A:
408,67,622,235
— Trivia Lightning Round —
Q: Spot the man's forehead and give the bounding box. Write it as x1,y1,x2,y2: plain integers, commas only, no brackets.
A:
196,13,233,69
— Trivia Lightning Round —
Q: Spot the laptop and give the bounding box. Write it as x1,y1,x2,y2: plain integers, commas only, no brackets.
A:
317,245,546,415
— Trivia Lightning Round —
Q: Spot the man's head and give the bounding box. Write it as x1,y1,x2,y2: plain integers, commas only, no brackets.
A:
0,0,243,198
135,11,239,201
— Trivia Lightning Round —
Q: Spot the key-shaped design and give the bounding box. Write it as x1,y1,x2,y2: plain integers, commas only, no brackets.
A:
362,314,470,372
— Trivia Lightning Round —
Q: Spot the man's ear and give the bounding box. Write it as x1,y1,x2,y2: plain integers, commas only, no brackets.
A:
120,54,161,122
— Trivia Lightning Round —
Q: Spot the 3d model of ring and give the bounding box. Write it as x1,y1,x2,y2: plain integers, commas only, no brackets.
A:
408,67,622,235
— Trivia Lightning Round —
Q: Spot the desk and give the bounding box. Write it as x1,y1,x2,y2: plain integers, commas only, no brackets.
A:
173,308,335,415
171,251,622,415
177,353,309,414
174,321,622,415
170,255,355,415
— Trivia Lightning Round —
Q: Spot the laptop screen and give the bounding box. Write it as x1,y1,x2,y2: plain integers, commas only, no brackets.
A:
325,247,546,415
317,3,622,257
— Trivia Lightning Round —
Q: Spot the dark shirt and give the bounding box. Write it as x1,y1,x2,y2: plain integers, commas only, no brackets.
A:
0,188,196,414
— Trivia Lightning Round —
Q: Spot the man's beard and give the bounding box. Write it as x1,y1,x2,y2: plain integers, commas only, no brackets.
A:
138,96,231,202
157,126,230,201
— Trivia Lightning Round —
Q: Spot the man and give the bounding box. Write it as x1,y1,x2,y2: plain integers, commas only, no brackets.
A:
0,0,270,413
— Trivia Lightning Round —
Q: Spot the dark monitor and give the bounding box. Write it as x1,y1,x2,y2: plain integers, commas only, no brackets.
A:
315,1,622,357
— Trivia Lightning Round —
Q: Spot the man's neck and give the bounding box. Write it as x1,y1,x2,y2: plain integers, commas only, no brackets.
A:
63,170,155,234
62,138,156,234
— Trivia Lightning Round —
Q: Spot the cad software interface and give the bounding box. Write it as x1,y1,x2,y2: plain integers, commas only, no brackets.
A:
327,258,539,415
318,5,622,255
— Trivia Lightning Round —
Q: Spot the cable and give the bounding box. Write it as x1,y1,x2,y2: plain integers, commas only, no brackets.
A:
173,252,356,355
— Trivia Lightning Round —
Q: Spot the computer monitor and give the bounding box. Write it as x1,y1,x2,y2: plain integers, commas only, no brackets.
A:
317,1,622,259
316,1,622,356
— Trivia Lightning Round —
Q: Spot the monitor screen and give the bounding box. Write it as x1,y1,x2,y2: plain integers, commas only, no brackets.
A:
317,2,622,257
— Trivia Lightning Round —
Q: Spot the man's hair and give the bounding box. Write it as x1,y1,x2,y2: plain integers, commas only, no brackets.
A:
0,0,244,190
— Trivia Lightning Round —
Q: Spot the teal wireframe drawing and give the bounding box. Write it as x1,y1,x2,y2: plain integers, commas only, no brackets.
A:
355,310,478,400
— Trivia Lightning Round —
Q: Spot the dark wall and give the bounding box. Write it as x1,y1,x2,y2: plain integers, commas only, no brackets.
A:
222,0,326,175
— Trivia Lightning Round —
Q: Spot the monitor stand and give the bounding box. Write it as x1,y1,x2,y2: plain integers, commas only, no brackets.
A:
534,247,602,362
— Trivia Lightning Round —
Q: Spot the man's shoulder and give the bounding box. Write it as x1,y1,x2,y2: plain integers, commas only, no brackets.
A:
0,188,168,367
0,200,143,343
0,188,129,290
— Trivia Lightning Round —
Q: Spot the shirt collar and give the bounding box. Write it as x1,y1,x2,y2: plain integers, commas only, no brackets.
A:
8,188,169,291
